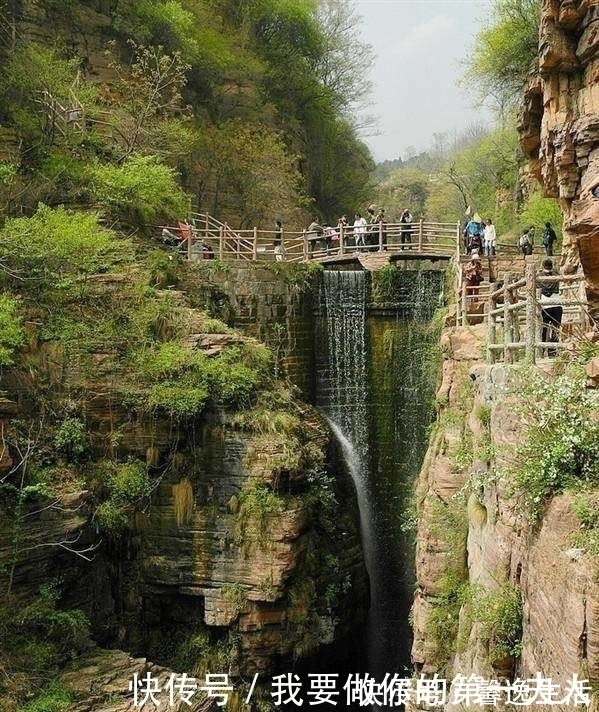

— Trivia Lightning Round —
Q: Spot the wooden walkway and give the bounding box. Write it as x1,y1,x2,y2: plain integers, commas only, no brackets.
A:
163,213,461,264
457,256,590,365
161,214,592,363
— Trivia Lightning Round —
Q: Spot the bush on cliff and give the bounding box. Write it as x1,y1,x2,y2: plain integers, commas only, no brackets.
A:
513,367,599,520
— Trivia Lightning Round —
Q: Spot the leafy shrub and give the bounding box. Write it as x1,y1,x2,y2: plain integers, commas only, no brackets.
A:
0,581,90,676
236,485,285,548
94,460,151,536
0,204,130,290
427,570,471,668
513,370,599,519
53,417,87,459
221,583,247,616
148,249,182,288
0,161,17,184
472,583,522,663
147,381,209,418
0,292,24,365
135,341,269,419
95,499,130,534
90,155,188,225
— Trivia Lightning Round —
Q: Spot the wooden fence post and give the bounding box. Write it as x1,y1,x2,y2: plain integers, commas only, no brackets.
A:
461,281,468,326
503,272,513,364
456,222,462,261
219,226,224,260
418,218,423,252
378,222,383,251
303,230,308,261
339,225,345,255
525,258,537,363
487,284,496,363
253,226,258,260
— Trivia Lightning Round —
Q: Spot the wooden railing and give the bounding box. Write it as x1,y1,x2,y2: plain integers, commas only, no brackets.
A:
484,259,590,364
159,213,462,263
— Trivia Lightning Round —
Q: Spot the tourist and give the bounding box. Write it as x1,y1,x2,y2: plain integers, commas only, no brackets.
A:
400,209,413,248
538,258,562,357
353,213,367,250
463,251,484,300
323,224,338,252
542,221,557,256
464,213,484,254
375,208,387,250
518,226,534,256
483,218,496,257
307,218,323,254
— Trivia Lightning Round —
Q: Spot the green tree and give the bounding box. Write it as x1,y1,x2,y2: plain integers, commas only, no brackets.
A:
465,0,541,108
374,166,430,219
193,120,309,227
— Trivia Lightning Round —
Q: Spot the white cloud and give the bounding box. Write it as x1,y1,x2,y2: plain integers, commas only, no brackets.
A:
391,14,454,54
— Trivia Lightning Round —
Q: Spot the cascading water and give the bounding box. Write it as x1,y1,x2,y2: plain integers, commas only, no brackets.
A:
315,266,443,684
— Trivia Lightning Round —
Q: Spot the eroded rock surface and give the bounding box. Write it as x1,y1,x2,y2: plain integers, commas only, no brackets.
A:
519,0,599,307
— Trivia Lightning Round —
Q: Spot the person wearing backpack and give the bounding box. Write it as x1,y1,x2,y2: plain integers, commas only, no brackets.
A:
542,221,557,256
518,226,534,256
464,213,484,254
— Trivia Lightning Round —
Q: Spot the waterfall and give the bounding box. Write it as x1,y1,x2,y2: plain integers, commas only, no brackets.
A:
316,267,443,683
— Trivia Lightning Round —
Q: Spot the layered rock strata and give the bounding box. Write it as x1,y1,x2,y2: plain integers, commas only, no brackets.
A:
519,0,599,306
411,326,599,711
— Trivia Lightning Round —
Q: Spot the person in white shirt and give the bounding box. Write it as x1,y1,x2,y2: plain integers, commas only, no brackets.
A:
353,213,367,249
483,218,496,256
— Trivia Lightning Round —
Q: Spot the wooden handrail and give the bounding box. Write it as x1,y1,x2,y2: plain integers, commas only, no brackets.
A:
485,261,589,364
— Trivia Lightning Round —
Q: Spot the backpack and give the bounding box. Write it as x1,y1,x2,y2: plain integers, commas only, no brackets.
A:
542,228,554,247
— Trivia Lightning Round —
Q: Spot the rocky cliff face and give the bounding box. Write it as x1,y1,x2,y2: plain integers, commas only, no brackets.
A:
0,264,367,710
519,0,599,306
411,326,599,710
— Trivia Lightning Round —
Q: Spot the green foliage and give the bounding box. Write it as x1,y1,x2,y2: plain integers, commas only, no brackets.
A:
519,190,563,236
472,583,523,662
0,581,89,685
0,292,25,366
115,1,235,69
90,155,189,226
437,127,519,231
0,204,130,291
172,628,235,676
371,264,399,304
23,682,72,712
221,583,247,615
427,570,471,669
53,417,87,459
425,498,469,671
571,492,599,555
374,166,429,219
0,161,17,184
134,341,269,419
236,485,285,548
147,250,183,288
465,0,541,106
94,460,152,535
512,369,599,520
193,120,309,228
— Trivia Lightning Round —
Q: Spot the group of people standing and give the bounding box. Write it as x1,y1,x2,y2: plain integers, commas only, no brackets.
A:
518,222,557,257
464,214,559,259
463,213,496,256
297,206,416,254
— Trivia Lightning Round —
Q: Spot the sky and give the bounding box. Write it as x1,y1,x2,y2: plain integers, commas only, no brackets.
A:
353,0,495,162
